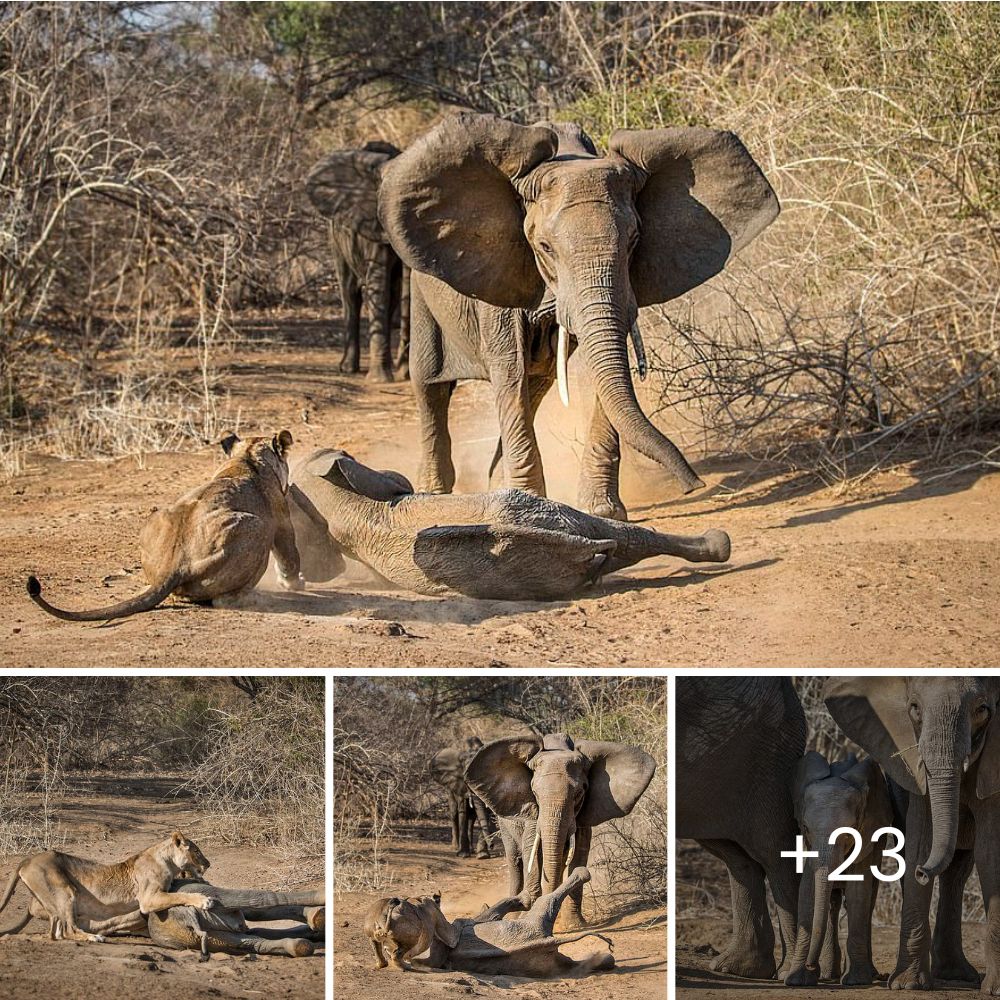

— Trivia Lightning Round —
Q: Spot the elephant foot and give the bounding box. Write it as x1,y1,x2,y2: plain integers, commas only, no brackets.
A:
784,965,819,987
366,366,394,384
339,357,360,374
710,948,777,981
456,849,471,859
554,911,587,933
890,962,934,990
475,851,490,860
933,954,981,985
395,361,410,381
981,970,1000,995
578,485,627,522
842,963,879,986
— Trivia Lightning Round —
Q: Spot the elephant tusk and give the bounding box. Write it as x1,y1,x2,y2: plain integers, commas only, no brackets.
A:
563,832,576,879
526,828,541,877
557,324,570,408
630,322,647,381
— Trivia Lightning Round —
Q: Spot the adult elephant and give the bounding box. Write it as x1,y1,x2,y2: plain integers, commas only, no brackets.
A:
378,114,779,518
306,141,409,382
676,677,805,980
465,732,655,930
825,676,1000,992
429,738,497,859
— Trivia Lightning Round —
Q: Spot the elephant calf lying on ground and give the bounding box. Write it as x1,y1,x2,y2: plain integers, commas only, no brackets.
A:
364,867,613,977
288,448,731,600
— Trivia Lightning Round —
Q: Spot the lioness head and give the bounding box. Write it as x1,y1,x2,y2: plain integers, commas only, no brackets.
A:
219,430,294,492
169,831,210,875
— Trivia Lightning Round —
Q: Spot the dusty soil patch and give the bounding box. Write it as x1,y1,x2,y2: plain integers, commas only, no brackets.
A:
0,774,324,1000
2,331,997,667
333,822,665,1000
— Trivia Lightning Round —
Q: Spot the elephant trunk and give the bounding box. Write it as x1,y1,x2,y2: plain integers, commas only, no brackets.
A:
804,862,832,971
539,809,572,894
575,298,703,494
915,765,962,885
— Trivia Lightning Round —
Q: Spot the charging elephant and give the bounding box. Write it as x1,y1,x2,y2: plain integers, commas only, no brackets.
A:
306,141,409,382
825,676,1000,993
378,114,779,517
676,677,805,980
464,733,656,930
286,447,731,600
429,738,497,858
786,752,894,987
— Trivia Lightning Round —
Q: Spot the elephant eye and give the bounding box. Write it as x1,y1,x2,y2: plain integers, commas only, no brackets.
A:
975,704,990,721
537,240,554,256
909,702,922,723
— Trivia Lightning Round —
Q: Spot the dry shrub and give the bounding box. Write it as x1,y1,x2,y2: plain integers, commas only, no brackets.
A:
574,3,1000,480
182,679,325,877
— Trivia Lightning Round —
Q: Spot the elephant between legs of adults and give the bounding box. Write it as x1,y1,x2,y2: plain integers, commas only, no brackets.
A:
379,115,780,519
676,677,805,980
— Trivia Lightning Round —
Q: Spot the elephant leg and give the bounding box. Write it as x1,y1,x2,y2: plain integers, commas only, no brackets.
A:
414,380,456,493
499,821,525,897
488,373,552,491
820,887,842,981
761,850,799,979
699,838,776,980
931,847,979,984
203,928,314,958
363,247,394,383
976,809,1000,994
448,793,461,852
890,791,934,990
336,259,362,374
577,397,626,521
472,796,493,858
394,263,410,379
457,796,472,858
556,826,591,931
490,365,546,495
842,878,878,985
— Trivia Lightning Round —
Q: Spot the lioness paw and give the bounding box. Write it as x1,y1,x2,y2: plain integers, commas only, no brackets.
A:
279,572,306,592
198,896,217,911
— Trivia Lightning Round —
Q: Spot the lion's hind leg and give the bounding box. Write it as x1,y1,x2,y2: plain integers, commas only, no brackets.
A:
20,864,101,944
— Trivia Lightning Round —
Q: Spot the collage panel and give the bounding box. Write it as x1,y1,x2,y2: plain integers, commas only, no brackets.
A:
332,676,666,998
675,675,998,997
0,675,327,998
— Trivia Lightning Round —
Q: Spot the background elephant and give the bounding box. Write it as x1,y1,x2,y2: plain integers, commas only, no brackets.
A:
825,676,1000,992
378,114,779,518
786,751,893,987
429,738,497,859
465,733,655,930
306,140,409,382
676,677,805,980
287,447,731,599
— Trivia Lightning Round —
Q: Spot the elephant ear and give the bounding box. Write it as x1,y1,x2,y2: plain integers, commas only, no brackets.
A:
306,145,399,242
304,450,413,501
378,113,558,309
610,127,780,307
791,750,831,821
429,748,464,788
824,676,925,795
464,736,543,820
976,702,1000,799
573,740,656,827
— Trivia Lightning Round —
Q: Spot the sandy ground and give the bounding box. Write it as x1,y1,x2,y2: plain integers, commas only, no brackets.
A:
0,773,325,1000
676,843,985,999
2,323,998,667
333,820,665,1000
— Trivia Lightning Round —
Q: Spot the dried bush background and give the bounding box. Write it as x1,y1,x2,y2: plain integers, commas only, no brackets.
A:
0,676,324,877
3,3,996,483
333,676,666,917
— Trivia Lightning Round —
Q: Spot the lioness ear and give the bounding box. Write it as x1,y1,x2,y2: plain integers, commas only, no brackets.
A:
172,831,184,846
219,433,239,456
272,429,293,457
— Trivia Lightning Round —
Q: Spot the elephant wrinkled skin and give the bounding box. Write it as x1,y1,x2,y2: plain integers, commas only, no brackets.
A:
287,447,731,600
826,676,1000,993
378,114,779,517
676,677,806,980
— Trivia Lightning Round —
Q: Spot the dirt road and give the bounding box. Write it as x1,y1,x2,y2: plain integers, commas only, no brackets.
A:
2,328,997,667
0,774,324,1000
333,822,666,1000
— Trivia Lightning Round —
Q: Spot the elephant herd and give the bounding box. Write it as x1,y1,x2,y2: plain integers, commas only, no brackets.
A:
306,113,779,524
678,676,1000,994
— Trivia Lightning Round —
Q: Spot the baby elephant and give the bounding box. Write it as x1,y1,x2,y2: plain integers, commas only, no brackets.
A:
364,868,613,978
288,448,731,600
786,752,894,987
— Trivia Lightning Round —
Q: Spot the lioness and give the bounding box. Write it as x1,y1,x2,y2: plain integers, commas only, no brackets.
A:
364,891,458,970
27,431,305,621
0,831,216,943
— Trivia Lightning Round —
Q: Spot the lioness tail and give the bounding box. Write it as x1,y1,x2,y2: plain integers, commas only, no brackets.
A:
0,860,24,932
27,573,182,621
